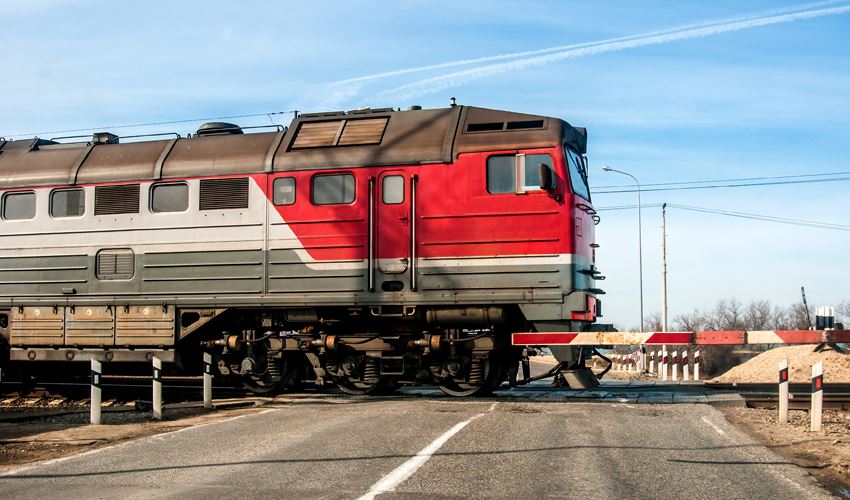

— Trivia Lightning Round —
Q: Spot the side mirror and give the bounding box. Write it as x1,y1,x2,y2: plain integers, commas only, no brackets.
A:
538,163,556,190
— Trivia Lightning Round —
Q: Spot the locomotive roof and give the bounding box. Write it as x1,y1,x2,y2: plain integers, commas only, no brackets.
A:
0,106,587,189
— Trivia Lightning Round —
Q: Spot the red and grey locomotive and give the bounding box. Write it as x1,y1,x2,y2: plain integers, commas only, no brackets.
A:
0,104,602,395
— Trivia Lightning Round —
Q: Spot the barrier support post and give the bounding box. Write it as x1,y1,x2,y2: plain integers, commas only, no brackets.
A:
203,352,213,409
694,350,700,381
153,356,162,420
811,361,823,432
778,357,789,424
683,350,690,381
649,350,655,374
672,350,679,381
91,359,102,425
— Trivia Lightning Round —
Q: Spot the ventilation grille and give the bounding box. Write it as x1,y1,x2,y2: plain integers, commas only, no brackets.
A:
199,177,249,210
291,117,388,149
96,249,135,280
94,184,140,215
466,119,546,133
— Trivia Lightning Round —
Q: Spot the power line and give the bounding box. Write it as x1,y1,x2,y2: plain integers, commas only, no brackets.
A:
668,203,850,231
592,176,850,194
593,170,850,190
3,111,299,139
597,202,850,232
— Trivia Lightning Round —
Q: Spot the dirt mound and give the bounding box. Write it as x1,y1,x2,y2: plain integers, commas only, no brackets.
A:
713,345,850,383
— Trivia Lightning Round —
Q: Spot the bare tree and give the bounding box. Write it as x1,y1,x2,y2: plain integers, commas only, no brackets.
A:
643,311,662,331
673,309,708,332
837,299,850,325
769,304,790,330
787,301,813,330
744,300,772,330
707,298,744,330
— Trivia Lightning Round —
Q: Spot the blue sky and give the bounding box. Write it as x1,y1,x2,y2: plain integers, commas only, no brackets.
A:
2,1,849,328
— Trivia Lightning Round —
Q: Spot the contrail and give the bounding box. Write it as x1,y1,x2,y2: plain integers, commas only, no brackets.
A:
370,2,850,104
328,0,843,86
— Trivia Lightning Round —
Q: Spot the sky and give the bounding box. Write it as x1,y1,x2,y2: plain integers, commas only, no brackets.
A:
2,0,849,329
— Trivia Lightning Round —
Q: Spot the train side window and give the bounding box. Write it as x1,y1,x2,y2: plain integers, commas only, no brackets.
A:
382,175,404,204
50,188,85,218
150,183,189,213
312,174,355,205
273,177,296,205
486,155,516,194
2,191,36,220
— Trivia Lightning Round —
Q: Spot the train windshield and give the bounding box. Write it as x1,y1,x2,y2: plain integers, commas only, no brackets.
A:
565,147,590,201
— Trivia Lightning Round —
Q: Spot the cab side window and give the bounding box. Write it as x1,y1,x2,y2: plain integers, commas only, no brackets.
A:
487,154,554,194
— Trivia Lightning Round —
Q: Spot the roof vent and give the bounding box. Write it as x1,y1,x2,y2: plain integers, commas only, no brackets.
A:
92,132,119,144
407,105,422,111
196,122,243,136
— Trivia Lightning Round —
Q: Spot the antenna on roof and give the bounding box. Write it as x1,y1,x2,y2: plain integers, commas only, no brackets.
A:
450,97,457,108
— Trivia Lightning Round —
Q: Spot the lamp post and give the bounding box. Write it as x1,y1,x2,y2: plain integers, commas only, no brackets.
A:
602,166,644,331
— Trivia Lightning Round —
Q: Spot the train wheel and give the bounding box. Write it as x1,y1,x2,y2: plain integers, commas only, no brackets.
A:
439,356,500,397
242,354,291,395
335,357,386,395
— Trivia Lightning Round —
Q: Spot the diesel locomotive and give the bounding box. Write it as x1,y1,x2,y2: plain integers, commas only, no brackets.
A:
0,104,603,395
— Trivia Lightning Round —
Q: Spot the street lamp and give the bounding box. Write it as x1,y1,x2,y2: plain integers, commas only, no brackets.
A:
601,165,644,331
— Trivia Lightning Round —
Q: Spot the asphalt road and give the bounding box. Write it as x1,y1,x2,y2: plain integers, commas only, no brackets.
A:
0,397,829,499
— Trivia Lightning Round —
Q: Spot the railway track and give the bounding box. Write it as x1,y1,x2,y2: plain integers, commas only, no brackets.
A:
705,382,850,410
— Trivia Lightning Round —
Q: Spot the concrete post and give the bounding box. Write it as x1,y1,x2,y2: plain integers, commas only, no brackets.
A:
778,356,789,424
672,350,679,381
152,356,162,420
90,359,102,425
694,350,700,381
649,350,655,374
203,352,213,409
655,350,662,376
683,350,690,381
811,361,823,432
662,349,668,381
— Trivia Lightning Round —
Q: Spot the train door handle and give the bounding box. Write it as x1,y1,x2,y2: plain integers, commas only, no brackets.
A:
398,216,408,222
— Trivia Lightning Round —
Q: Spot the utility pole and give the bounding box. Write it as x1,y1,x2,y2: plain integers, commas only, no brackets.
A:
662,203,668,332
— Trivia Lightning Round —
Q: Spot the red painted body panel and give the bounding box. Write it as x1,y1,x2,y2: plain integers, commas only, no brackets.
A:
258,147,593,262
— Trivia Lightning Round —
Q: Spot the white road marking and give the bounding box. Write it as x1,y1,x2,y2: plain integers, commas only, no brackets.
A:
0,408,279,476
358,403,498,500
701,415,726,436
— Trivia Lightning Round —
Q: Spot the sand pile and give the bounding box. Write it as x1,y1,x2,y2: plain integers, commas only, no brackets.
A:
713,345,850,383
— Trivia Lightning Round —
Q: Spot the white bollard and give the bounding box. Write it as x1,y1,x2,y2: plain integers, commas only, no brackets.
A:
811,361,823,432
672,350,679,381
640,346,647,373
152,356,162,420
656,350,662,376
203,352,213,409
694,350,700,381
90,359,102,425
683,350,690,381
778,357,789,424
663,349,669,381
649,350,655,374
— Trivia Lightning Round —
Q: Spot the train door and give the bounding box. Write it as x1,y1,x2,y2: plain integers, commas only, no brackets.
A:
374,171,415,293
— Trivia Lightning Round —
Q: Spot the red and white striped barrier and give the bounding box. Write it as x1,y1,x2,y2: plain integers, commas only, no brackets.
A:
682,350,690,381
512,329,850,346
